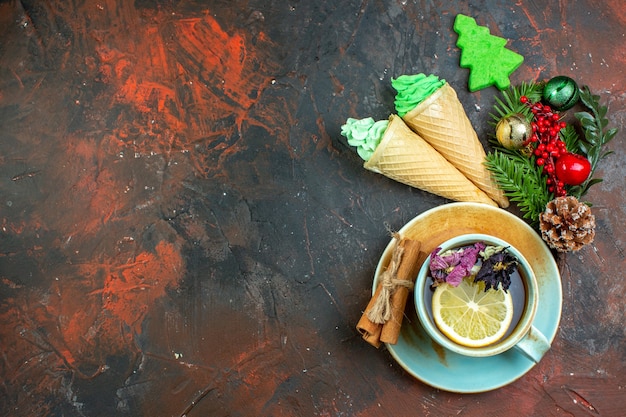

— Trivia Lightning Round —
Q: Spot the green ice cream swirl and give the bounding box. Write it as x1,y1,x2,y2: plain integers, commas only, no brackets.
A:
340,117,389,161
392,73,445,117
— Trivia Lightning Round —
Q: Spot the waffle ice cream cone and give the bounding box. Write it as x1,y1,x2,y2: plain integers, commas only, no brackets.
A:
364,115,498,206
401,83,509,208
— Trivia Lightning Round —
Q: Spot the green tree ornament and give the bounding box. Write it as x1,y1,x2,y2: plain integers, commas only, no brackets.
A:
454,14,524,92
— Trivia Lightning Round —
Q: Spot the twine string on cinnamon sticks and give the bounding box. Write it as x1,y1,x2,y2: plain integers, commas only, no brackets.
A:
356,234,427,347
366,243,414,324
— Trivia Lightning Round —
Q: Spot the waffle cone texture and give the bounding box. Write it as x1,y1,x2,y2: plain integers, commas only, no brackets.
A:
401,83,509,208
364,115,498,206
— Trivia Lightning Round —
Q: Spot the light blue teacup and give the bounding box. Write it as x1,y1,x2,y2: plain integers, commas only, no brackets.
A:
414,234,550,363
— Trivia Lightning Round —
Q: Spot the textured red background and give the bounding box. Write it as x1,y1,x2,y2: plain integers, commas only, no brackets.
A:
1,1,624,416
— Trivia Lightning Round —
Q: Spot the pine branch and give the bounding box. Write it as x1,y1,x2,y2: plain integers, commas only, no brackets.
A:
485,151,552,224
489,81,544,126
559,124,580,154
487,82,617,226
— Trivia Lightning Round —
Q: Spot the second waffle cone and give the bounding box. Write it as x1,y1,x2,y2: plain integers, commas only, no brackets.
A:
401,83,509,208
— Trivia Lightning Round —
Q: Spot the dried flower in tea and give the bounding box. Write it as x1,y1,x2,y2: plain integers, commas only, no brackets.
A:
474,247,519,291
429,242,486,287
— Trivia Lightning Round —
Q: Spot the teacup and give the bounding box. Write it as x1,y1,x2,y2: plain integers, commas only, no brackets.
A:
414,233,550,363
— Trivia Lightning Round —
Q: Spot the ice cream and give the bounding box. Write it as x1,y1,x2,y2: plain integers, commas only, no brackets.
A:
391,73,509,208
393,74,446,117
341,117,389,161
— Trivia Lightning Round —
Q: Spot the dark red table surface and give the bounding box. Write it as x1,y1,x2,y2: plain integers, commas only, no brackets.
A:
1,1,625,416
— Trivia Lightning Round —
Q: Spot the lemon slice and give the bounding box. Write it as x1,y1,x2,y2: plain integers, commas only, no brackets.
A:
432,277,514,347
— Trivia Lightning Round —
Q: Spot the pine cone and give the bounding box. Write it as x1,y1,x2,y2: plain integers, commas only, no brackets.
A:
539,196,595,252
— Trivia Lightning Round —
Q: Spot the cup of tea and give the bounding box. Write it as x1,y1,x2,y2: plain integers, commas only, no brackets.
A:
414,233,550,363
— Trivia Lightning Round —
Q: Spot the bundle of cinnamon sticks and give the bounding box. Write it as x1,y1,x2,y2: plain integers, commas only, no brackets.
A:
356,236,426,347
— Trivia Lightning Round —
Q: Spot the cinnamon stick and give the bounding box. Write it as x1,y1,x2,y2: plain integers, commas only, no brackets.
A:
356,283,384,348
356,237,425,347
380,243,426,344
380,240,427,345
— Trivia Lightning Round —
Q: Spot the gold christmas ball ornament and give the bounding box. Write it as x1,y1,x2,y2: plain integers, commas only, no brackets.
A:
495,114,533,150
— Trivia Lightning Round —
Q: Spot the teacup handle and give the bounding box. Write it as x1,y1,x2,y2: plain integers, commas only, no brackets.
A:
513,325,551,363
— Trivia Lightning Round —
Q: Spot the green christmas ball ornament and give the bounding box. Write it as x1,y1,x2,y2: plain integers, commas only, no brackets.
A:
496,114,533,150
543,76,580,111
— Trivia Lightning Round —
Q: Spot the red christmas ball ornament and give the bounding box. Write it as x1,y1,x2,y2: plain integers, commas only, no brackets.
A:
555,153,591,185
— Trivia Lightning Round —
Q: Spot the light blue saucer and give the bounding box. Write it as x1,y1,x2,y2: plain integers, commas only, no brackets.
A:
372,203,562,393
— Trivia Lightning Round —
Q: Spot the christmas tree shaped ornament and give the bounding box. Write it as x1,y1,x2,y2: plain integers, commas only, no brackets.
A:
454,14,524,92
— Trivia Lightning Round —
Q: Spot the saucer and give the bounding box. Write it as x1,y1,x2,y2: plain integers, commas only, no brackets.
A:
372,202,562,393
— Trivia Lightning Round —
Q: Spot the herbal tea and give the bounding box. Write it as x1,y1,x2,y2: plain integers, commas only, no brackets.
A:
415,233,549,361
424,242,527,347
